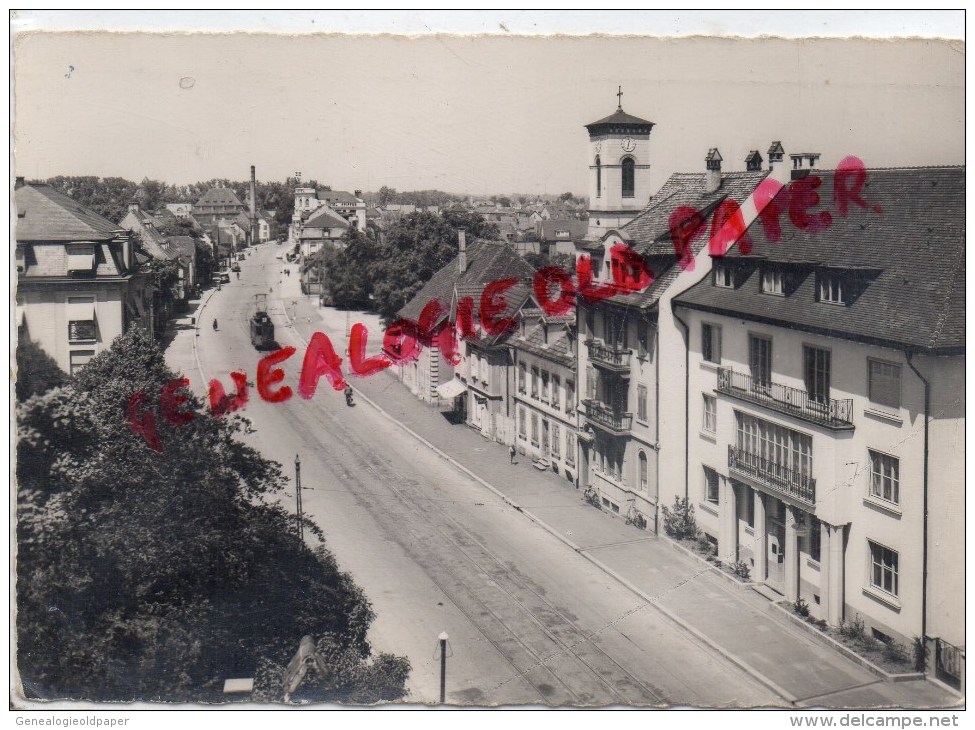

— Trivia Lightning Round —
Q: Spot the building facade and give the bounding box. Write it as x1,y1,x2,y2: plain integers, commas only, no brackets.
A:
15,180,152,374
673,166,964,688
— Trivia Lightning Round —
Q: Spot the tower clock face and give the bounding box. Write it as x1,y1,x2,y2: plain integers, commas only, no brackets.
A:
621,137,636,152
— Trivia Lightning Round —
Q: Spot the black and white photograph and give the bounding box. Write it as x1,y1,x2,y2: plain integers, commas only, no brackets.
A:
9,10,966,717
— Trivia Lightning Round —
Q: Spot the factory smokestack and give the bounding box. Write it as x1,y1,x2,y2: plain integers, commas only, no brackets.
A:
249,165,258,245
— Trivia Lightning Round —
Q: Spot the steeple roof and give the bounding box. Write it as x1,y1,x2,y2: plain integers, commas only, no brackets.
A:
585,107,654,135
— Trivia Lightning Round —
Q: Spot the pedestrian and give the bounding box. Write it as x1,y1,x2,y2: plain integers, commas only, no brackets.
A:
509,444,516,464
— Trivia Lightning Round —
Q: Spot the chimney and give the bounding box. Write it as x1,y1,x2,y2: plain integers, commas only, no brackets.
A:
745,150,763,172
458,228,467,274
790,152,821,180
15,176,25,189
249,165,258,244
705,148,723,194
767,141,785,170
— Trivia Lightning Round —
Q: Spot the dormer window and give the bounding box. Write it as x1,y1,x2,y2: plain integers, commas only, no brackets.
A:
713,263,734,288
818,273,846,304
761,269,784,295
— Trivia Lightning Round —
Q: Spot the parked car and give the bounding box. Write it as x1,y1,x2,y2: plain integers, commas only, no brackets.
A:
231,262,241,272
214,271,231,284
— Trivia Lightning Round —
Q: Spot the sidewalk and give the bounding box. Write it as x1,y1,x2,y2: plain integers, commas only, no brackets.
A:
282,283,959,709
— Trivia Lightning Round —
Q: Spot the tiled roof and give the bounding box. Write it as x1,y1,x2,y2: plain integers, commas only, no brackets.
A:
15,183,125,242
194,187,244,209
398,240,536,339
601,170,768,309
674,166,965,352
513,315,575,367
538,219,588,242
304,206,350,230
317,189,358,206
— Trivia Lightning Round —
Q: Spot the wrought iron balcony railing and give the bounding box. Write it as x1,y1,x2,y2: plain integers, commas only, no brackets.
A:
716,367,854,429
586,339,631,373
728,445,816,505
582,399,632,434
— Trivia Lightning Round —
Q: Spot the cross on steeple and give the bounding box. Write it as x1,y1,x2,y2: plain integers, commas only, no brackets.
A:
616,85,623,109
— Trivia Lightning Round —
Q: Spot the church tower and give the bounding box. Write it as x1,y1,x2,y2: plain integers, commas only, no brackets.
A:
584,88,654,240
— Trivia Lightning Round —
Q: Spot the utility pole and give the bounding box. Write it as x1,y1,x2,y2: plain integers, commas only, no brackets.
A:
295,454,303,542
438,631,449,704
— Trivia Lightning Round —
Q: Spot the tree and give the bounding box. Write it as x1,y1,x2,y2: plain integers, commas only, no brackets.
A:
16,328,409,702
376,186,397,207
558,192,574,203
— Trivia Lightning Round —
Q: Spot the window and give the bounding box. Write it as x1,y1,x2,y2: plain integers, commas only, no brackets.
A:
819,273,846,304
552,375,561,410
518,407,526,437
531,367,539,398
68,319,97,342
869,451,900,505
586,366,597,400
748,335,773,389
552,424,560,457
565,432,576,466
704,467,719,504
542,420,550,453
736,412,813,481
809,515,821,562
541,370,550,403
566,380,575,411
869,541,899,597
69,349,95,375
804,346,831,405
761,269,784,295
639,451,648,491
67,295,97,343
868,360,901,410
703,395,717,433
517,364,526,394
621,157,635,198
637,385,648,422
585,309,595,338
595,155,602,198
531,413,539,446
637,320,649,358
702,323,721,364
714,263,734,288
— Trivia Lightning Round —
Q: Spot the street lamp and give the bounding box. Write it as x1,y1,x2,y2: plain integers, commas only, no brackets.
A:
295,454,303,542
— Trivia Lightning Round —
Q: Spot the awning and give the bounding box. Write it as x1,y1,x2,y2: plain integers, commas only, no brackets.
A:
436,378,467,399
67,298,96,321
66,252,95,272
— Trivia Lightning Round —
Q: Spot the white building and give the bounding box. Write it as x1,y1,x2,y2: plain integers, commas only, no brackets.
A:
673,165,964,689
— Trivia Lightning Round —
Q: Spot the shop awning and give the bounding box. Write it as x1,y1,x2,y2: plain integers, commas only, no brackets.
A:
436,378,467,399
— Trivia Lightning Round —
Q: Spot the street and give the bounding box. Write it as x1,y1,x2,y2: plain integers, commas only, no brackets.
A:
166,244,779,707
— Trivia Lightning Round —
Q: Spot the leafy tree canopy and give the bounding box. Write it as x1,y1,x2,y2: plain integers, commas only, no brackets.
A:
16,328,409,702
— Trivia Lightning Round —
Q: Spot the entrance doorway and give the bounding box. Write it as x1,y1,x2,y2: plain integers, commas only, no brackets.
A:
766,498,786,593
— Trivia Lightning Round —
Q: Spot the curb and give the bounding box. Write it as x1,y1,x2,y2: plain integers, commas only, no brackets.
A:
350,383,798,706
770,602,926,684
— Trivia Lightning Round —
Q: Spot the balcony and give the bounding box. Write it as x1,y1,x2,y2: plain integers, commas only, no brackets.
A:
716,367,854,430
586,339,631,374
728,445,816,506
582,399,632,435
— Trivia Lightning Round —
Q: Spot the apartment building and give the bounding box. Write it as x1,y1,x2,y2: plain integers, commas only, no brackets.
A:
511,310,579,484
672,166,964,689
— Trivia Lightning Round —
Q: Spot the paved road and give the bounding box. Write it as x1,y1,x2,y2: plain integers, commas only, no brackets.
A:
168,244,780,707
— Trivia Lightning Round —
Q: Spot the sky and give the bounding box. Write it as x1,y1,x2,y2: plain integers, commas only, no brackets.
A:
12,13,965,197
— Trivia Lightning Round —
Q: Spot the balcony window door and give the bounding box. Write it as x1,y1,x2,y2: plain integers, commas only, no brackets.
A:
749,335,772,392
804,346,831,405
